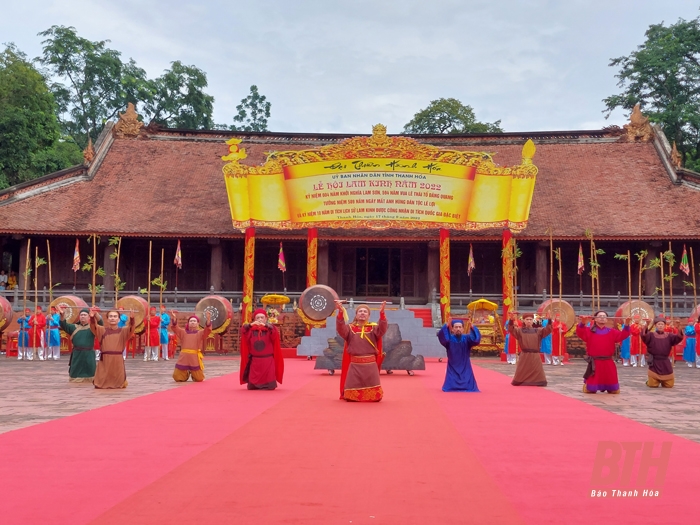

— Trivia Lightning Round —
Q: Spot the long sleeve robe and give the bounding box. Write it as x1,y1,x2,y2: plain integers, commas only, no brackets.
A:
337,312,387,401
508,322,551,386
438,324,480,392
576,323,629,393
91,318,135,389
641,329,683,380
240,323,284,389
61,317,100,381
172,320,211,382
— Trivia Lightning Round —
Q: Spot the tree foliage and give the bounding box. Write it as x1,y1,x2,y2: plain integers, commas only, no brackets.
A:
230,85,271,132
603,17,700,170
145,61,214,129
403,98,503,134
38,26,216,148
0,44,81,189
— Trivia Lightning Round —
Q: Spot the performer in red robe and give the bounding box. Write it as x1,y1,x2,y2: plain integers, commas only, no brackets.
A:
335,300,387,402
551,314,567,366
629,316,647,367
240,308,284,390
576,311,629,394
29,306,47,361
695,319,700,368
143,306,161,361
664,319,682,365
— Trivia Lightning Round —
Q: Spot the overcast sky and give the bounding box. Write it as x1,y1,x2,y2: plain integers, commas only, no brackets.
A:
2,0,699,134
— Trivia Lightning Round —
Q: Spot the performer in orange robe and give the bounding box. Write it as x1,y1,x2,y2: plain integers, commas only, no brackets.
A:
240,309,284,389
29,306,47,361
172,311,212,382
335,301,387,402
551,314,567,366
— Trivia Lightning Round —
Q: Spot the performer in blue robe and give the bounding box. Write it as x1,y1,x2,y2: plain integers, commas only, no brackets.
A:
438,318,481,392
540,318,552,364
46,307,62,360
620,330,631,366
683,319,696,367
118,308,129,360
159,305,171,361
16,308,31,360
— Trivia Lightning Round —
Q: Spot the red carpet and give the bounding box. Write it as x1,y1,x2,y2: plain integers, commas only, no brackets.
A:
2,361,699,524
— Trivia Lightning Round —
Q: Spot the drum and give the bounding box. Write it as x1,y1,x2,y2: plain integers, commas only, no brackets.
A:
50,295,88,324
299,285,339,321
537,299,575,330
0,296,13,332
116,295,149,334
614,300,654,324
195,295,233,333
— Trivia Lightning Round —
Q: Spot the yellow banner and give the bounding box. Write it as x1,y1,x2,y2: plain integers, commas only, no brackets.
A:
221,126,538,232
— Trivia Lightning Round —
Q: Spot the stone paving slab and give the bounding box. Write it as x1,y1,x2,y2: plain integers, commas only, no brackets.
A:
473,357,700,444
0,356,240,434
3,354,700,445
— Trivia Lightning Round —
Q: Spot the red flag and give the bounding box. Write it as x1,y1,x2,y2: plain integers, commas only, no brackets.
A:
174,240,182,269
577,243,584,275
680,245,690,276
72,239,80,272
278,242,286,272
467,244,475,276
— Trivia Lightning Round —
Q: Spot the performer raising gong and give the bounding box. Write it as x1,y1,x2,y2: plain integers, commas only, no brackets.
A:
240,309,284,390
334,300,387,402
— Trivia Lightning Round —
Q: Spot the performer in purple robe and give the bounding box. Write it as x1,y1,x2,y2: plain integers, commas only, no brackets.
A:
438,318,480,392
641,316,683,388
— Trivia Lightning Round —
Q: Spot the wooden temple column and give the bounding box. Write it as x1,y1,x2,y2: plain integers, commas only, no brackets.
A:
439,229,451,323
103,242,117,293
307,228,318,287
18,237,29,291
427,240,440,306
209,238,222,291
241,228,255,324
317,240,329,286
535,241,548,295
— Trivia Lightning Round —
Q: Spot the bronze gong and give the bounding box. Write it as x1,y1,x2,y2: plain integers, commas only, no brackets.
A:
299,285,340,321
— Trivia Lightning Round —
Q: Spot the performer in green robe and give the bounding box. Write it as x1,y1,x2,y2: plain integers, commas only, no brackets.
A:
59,307,101,383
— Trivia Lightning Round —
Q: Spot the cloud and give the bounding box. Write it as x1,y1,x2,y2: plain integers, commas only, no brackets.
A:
2,0,699,133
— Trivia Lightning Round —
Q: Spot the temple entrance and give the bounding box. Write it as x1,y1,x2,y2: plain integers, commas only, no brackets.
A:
337,244,421,300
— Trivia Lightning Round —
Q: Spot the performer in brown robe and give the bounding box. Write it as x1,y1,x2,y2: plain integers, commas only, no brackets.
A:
90,308,135,389
642,316,683,388
171,311,212,382
508,312,551,386
335,300,388,401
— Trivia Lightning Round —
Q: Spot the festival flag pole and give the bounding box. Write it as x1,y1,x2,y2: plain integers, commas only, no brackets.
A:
72,238,80,289
174,239,182,290
47,239,53,306
659,254,666,316
114,237,122,303
557,247,563,361
577,243,584,294
467,243,475,293
159,248,164,307
668,243,674,322
549,227,553,303
278,242,287,292
691,247,697,313
147,241,152,350
91,235,97,307
34,246,38,312
627,250,632,314
23,238,31,314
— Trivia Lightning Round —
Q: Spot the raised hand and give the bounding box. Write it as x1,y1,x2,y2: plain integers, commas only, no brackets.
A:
334,300,344,312
379,301,386,314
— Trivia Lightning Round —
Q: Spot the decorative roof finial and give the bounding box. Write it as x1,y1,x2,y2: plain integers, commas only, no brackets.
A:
670,141,682,168
113,102,144,138
83,138,95,164
622,104,653,142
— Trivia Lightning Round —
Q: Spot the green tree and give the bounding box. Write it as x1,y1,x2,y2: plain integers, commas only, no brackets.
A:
403,98,503,134
145,61,214,129
38,25,148,148
230,85,271,132
604,17,700,170
0,44,61,188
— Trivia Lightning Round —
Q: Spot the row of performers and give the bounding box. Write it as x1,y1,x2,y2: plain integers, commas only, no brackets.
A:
503,314,700,369
13,305,285,391
13,305,173,362
503,311,690,392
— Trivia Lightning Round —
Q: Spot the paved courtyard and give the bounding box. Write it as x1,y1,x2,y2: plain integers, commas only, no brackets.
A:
2,354,700,444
